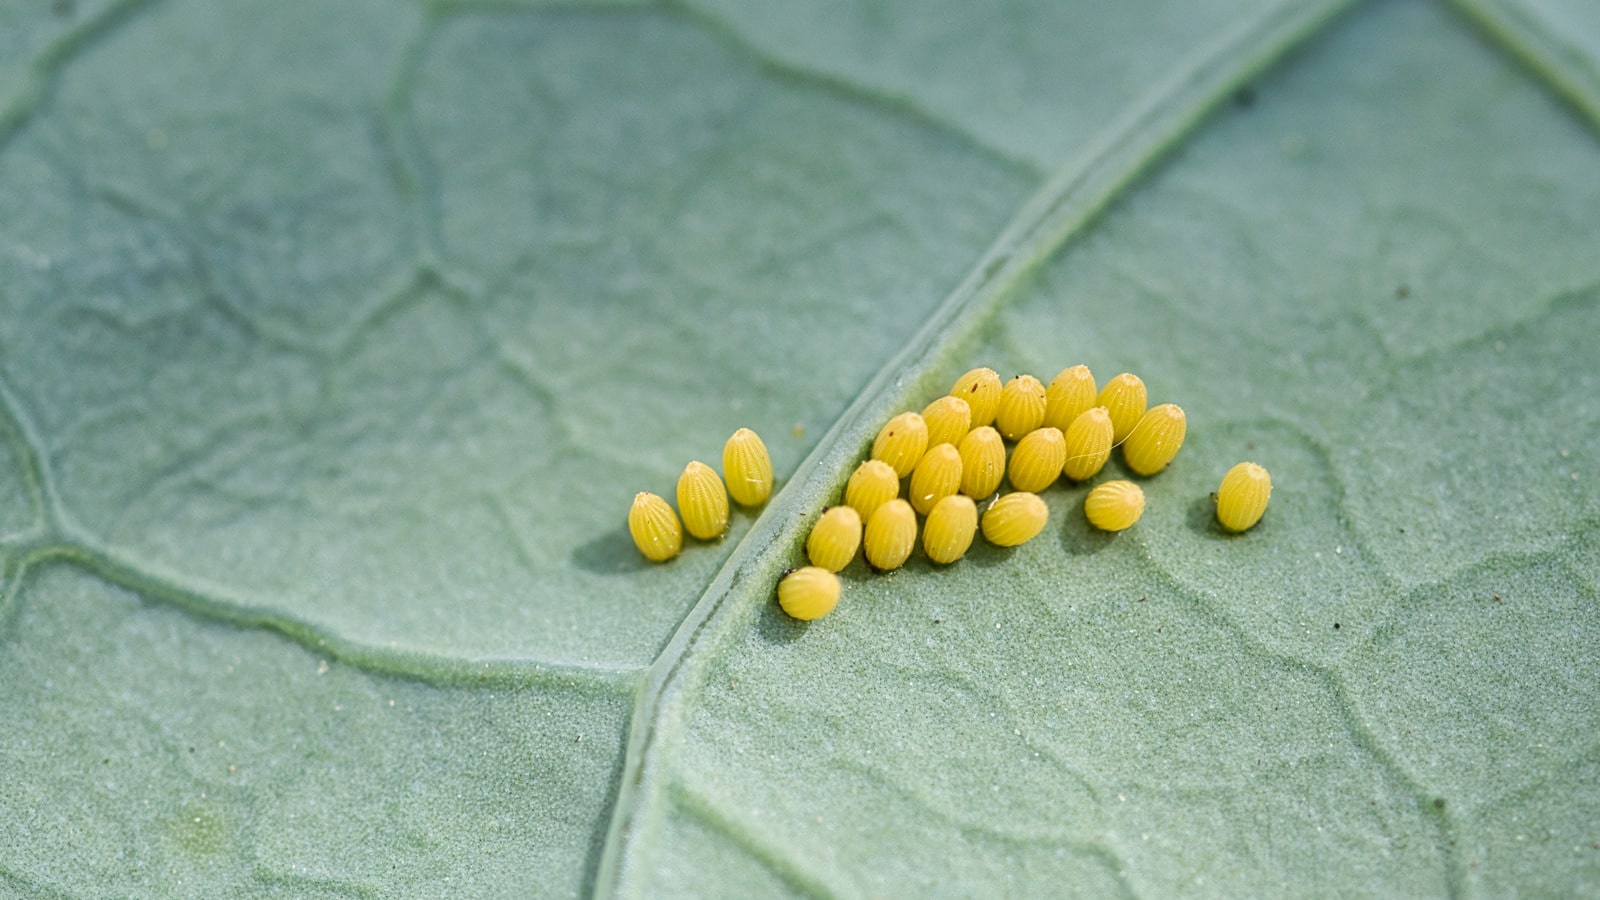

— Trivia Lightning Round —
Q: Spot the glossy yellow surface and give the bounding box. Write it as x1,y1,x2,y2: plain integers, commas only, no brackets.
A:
923,494,978,564
1007,426,1065,493
1095,372,1148,443
994,374,1047,441
1217,462,1272,532
921,395,973,449
980,491,1049,547
845,459,900,523
1042,364,1097,432
1084,480,1145,532
909,443,962,515
676,460,730,540
777,566,841,621
957,426,1006,499
1121,403,1187,476
863,498,917,571
871,411,929,477
627,492,682,562
722,427,774,506
949,367,1002,428
1062,407,1114,481
806,506,862,573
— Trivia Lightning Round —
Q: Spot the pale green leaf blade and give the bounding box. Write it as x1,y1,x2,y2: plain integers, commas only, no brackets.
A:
610,1,1600,895
0,0,1346,896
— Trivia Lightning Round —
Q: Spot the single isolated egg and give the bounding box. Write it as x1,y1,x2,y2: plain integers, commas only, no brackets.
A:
1216,462,1272,532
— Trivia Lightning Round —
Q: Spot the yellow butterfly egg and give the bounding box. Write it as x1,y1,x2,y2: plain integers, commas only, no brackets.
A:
845,459,900,523
923,494,978,564
722,427,773,507
871,411,929,478
1042,365,1097,432
864,498,917,571
994,374,1047,441
980,491,1049,547
628,492,682,562
1007,426,1065,493
677,460,729,540
950,367,1002,428
806,505,862,573
921,395,972,449
1095,372,1148,443
1216,462,1272,532
1084,480,1145,532
957,425,1005,499
1062,407,1114,481
909,443,963,515
1121,403,1187,476
777,566,842,621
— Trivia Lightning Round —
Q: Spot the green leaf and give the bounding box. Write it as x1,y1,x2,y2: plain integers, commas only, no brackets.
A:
1,0,1596,896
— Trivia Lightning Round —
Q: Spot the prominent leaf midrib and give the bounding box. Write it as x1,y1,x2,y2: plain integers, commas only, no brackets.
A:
594,0,1368,893
1449,0,1600,128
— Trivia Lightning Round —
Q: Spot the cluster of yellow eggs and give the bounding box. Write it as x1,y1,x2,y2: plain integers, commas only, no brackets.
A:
777,366,1272,622
626,428,774,562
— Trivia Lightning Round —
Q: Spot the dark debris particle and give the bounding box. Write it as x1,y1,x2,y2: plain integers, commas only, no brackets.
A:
1396,284,1410,299
1494,593,1503,602
1434,798,1446,810
933,619,941,625
1333,623,1341,630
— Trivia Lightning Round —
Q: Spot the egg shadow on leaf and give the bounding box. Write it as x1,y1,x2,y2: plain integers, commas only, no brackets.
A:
570,524,652,575
1059,509,1115,556
755,589,809,646
1186,495,1233,538
963,541,1017,570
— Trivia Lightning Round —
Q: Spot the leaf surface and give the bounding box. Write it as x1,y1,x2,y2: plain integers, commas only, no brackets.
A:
0,0,1596,896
